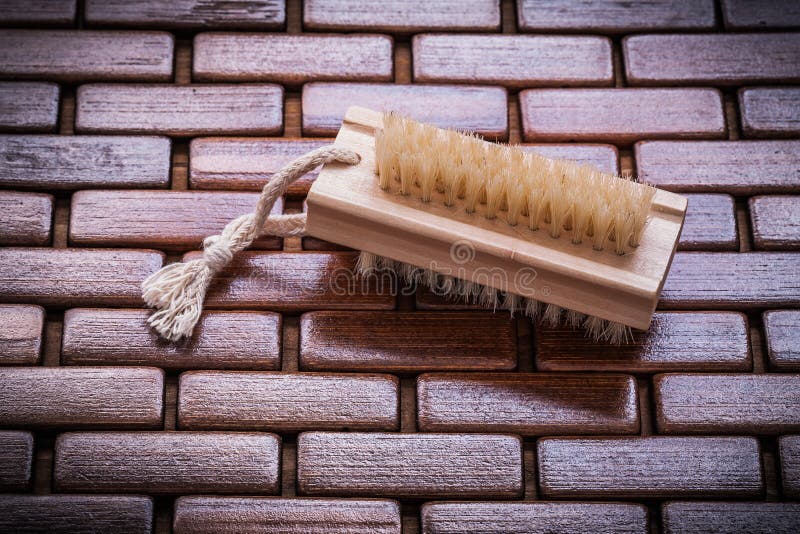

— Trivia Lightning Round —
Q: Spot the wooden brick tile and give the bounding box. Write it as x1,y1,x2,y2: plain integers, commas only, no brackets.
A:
624,34,800,86
764,310,800,370
662,501,800,534
194,33,393,86
517,0,715,33
415,286,488,310
0,248,164,307
536,312,751,373
297,432,522,498
522,144,619,174
0,135,171,190
680,194,738,251
182,251,396,311
0,0,75,26
0,431,32,491
62,308,281,370
0,82,59,133
70,190,282,251
417,373,639,435
54,431,281,494
655,374,800,434
660,252,800,309
85,0,285,30
75,84,283,136
190,138,330,196
520,89,725,143
537,437,763,498
0,495,153,533
0,305,44,365
0,367,164,429
780,435,800,498
302,83,508,139
412,34,613,88
739,87,800,138
174,496,401,534
421,502,648,533
0,191,52,245
303,0,500,33
636,140,800,194
300,311,516,372
722,0,800,29
0,30,173,83
750,196,800,250
179,371,398,431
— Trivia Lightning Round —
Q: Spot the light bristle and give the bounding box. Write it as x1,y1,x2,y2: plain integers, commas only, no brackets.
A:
375,113,656,254
360,251,635,344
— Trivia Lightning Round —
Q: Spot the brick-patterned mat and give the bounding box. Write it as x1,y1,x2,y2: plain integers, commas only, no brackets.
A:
1,0,799,532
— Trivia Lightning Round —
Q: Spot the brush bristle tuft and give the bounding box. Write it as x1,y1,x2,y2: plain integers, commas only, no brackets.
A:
359,251,634,344
375,113,656,255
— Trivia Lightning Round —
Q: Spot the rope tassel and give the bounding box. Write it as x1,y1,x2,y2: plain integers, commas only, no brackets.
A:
141,145,361,341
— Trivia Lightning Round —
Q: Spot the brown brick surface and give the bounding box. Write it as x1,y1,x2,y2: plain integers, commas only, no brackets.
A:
764,310,800,371
739,87,800,138
194,33,393,86
624,33,800,86
0,82,59,132
0,495,154,533
749,195,800,250
85,0,286,30
0,30,174,82
0,0,76,26
0,431,33,491
0,135,171,190
0,367,164,429
412,34,613,88
520,88,726,143
62,309,282,370
76,84,284,136
0,191,52,245
0,305,44,365
517,0,716,33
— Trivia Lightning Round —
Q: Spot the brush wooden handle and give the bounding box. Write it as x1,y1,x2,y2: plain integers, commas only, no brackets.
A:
306,106,687,330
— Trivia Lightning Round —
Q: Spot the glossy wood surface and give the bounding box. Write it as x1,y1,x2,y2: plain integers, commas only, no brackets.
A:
536,312,751,373
0,82,59,132
636,140,800,194
302,83,508,139
0,30,174,82
70,190,283,250
0,191,52,245
174,496,401,534
517,0,715,32
298,432,523,498
749,195,800,250
178,371,399,431
655,374,800,434
76,84,284,136
54,431,281,494
62,309,281,370
190,137,330,196
417,373,639,435
0,135,171,190
183,251,396,311
85,0,285,29
0,304,44,365
624,33,800,86
0,367,164,429
194,33,393,86
412,34,613,88
0,248,163,307
300,311,516,372
520,88,726,143
538,437,763,498
303,0,500,33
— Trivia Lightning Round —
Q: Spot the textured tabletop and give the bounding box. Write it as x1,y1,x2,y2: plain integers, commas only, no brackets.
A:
0,0,799,532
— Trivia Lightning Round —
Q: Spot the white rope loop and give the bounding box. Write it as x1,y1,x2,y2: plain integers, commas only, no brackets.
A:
142,145,361,341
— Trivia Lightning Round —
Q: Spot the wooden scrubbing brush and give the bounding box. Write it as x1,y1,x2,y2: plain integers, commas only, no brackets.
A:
142,106,687,343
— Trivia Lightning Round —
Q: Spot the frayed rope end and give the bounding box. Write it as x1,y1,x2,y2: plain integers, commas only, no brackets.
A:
141,260,215,342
